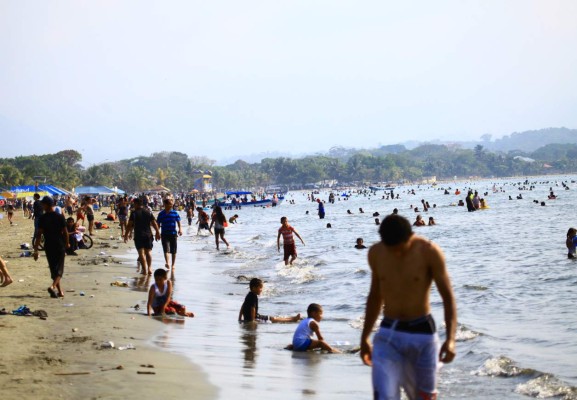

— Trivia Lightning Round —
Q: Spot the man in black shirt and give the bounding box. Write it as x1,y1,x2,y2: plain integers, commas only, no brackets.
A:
33,196,69,298
124,198,160,276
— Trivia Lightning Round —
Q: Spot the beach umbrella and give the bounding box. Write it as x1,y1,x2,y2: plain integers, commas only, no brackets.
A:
1,191,15,199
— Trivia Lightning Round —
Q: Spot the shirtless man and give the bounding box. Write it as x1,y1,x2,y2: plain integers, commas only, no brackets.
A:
360,215,457,400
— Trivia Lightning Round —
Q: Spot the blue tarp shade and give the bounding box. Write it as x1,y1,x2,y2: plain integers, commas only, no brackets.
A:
74,186,125,195
0,195,4,200
226,191,253,196
10,185,68,195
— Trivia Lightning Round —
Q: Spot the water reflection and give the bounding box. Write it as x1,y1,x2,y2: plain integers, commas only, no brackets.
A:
132,275,150,292
240,323,258,370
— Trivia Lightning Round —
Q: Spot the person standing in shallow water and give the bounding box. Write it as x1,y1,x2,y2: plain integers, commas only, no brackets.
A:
360,215,457,400
317,199,325,219
156,198,182,270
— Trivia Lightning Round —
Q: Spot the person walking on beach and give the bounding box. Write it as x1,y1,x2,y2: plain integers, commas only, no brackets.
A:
360,214,457,400
277,217,305,265
124,198,161,276
32,193,44,248
117,196,129,237
156,198,182,270
0,256,13,287
33,196,69,298
209,205,230,250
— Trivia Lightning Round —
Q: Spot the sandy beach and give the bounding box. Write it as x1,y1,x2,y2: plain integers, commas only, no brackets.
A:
0,212,217,400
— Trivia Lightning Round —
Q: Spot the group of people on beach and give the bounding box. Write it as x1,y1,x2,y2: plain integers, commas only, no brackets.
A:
4,180,576,400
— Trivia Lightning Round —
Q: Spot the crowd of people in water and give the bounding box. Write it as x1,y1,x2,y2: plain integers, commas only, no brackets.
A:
1,177,575,399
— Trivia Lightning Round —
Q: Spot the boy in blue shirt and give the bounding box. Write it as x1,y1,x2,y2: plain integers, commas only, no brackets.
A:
156,198,182,270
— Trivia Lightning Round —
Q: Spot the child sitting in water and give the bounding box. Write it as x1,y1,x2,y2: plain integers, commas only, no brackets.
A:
566,228,577,259
238,278,300,323
147,269,194,317
355,238,367,249
286,304,339,353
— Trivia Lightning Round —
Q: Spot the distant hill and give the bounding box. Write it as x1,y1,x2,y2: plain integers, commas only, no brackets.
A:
479,127,577,153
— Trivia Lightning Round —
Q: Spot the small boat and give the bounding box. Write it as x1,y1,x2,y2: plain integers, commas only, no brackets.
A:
218,191,285,208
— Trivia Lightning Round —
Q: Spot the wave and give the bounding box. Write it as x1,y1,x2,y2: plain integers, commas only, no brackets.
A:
474,356,536,378
515,374,577,399
455,324,481,342
276,262,320,284
348,316,365,330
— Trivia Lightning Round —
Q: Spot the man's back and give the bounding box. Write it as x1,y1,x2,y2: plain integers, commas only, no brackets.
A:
131,209,153,237
368,236,439,320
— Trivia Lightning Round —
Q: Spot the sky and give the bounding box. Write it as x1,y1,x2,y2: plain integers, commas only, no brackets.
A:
1,0,577,166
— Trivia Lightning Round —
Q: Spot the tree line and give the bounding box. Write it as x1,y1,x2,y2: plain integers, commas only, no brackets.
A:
1,144,576,193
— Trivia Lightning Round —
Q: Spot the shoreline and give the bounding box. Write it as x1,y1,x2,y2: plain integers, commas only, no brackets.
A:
0,214,217,400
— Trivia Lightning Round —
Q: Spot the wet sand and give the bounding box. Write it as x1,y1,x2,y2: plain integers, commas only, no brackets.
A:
0,213,216,400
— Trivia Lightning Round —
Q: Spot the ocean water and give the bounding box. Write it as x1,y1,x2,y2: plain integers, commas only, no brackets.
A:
129,176,577,399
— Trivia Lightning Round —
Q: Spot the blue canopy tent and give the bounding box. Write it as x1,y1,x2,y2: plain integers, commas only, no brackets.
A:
74,186,125,196
10,184,70,196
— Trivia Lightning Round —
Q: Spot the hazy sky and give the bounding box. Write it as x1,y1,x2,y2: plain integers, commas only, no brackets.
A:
1,1,576,165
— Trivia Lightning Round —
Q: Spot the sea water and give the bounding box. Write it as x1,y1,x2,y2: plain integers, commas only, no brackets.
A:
132,176,577,399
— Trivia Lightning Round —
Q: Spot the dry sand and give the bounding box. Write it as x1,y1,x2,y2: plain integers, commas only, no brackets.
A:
0,212,217,400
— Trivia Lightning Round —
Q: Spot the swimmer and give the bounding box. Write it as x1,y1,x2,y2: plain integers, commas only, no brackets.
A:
355,238,367,250
413,215,426,227
229,214,239,224
392,208,398,215
359,208,365,214
428,217,436,226
375,218,380,225
347,210,353,215
373,212,380,217
566,228,577,259
326,223,332,229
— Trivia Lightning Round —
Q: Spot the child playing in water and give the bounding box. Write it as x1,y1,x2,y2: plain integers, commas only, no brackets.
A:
196,207,212,235
566,228,577,259
147,269,194,317
186,206,193,226
428,217,436,226
355,238,367,249
286,303,340,353
238,278,301,323
277,217,305,265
